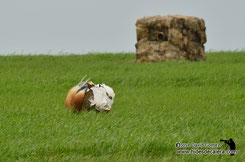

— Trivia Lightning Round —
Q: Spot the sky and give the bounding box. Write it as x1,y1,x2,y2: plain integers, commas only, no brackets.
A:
0,0,245,55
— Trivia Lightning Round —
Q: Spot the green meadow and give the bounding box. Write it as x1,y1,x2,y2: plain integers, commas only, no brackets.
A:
0,52,245,161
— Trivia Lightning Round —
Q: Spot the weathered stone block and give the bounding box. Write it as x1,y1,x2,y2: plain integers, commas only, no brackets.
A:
135,15,207,62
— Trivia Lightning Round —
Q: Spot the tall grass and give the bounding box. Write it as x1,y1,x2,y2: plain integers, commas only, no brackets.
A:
0,52,245,161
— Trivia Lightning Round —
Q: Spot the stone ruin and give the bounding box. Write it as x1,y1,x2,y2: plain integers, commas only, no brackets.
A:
135,15,207,62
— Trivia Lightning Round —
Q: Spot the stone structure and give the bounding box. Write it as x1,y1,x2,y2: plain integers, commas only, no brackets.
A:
135,15,207,62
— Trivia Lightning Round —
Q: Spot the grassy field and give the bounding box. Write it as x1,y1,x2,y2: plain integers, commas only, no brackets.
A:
0,52,245,161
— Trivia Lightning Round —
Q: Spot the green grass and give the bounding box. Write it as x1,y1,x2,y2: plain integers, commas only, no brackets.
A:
0,52,245,161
